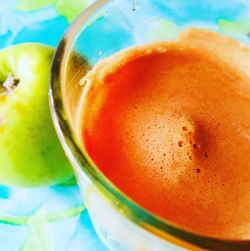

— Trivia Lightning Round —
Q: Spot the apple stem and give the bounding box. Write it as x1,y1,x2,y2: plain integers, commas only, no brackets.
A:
1,74,19,94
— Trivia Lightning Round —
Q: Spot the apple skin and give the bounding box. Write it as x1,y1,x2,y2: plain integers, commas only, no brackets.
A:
0,43,73,187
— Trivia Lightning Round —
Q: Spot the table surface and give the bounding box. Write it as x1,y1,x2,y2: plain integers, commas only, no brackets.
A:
0,0,107,250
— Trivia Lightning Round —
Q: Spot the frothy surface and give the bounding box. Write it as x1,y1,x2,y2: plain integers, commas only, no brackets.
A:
80,29,250,239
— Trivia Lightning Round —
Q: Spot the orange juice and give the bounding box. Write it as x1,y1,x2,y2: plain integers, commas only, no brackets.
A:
79,29,250,239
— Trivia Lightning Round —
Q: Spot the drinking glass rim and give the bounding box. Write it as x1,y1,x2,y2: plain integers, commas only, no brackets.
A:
49,0,250,249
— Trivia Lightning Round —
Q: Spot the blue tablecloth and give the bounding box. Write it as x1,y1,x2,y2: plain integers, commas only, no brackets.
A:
0,0,107,250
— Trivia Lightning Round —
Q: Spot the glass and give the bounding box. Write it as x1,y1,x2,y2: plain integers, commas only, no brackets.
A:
50,0,250,250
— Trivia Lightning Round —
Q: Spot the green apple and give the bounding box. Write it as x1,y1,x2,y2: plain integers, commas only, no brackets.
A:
0,43,73,187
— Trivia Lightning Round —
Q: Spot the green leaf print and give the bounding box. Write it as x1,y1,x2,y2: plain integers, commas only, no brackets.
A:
46,205,86,222
0,215,28,225
0,206,86,250
15,0,54,11
21,208,53,251
147,19,180,42
0,205,85,226
219,19,250,36
55,0,93,22
14,0,93,23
